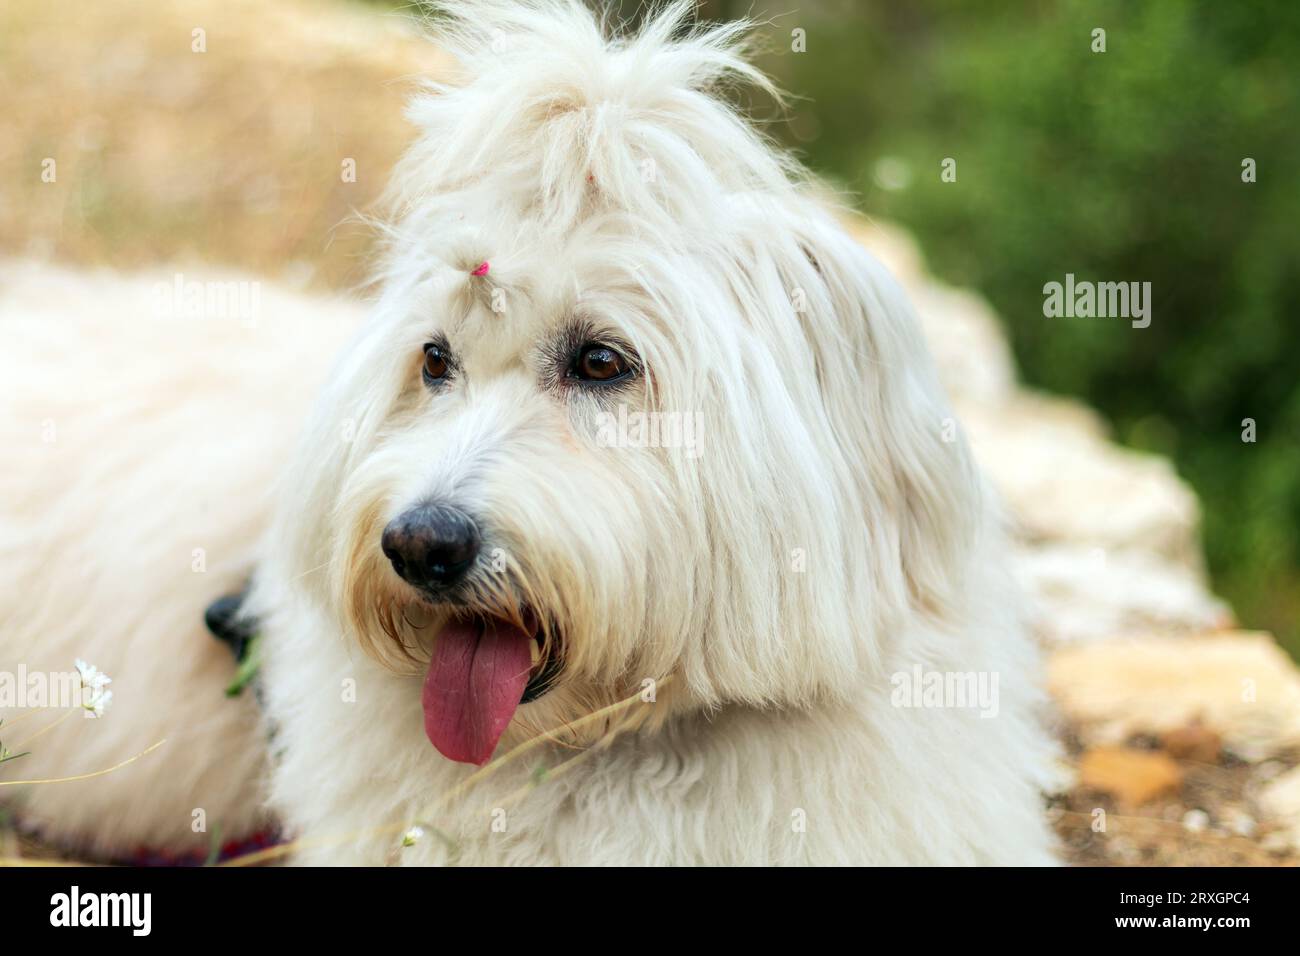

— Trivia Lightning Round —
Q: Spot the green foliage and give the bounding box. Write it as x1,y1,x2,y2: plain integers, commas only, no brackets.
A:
224,635,262,698
753,0,1299,651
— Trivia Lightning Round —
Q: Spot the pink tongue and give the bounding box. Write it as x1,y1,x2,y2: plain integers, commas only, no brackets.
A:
422,617,534,766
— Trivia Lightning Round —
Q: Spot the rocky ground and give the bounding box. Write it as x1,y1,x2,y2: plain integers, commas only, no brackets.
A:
2,0,1297,866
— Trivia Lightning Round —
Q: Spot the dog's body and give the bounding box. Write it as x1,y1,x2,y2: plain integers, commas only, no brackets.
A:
0,262,358,857
2,1,1057,865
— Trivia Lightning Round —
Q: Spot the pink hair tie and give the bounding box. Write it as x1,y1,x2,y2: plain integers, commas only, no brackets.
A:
470,261,490,277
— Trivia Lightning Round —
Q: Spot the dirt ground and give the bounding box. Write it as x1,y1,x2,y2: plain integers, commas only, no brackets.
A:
1051,728,1298,867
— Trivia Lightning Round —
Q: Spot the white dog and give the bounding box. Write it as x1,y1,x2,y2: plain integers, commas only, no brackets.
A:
2,0,1057,865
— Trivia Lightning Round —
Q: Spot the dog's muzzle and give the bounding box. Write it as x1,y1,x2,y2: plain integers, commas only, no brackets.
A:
380,503,565,765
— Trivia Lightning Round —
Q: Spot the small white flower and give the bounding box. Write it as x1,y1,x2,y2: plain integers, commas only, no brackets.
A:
75,658,112,692
75,659,112,716
83,689,112,718
401,826,424,848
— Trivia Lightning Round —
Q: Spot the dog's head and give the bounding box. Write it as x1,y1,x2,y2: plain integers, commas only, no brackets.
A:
271,0,981,765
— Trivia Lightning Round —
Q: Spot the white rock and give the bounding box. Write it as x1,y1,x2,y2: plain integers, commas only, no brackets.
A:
1223,808,1256,838
1016,544,1231,645
1259,765,1300,851
960,396,1204,567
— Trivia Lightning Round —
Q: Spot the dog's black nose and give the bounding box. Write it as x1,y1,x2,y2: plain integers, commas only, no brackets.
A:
381,504,481,589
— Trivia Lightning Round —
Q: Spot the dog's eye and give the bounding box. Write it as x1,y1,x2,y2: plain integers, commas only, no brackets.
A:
422,344,449,383
573,344,630,384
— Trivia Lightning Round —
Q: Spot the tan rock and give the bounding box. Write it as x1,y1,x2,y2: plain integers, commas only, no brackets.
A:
1049,632,1300,754
1078,746,1182,806
1161,721,1223,763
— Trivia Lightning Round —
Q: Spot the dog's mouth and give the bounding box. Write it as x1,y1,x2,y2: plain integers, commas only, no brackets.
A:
420,607,563,766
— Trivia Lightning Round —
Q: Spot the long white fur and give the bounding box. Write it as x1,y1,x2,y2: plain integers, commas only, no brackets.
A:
2,0,1058,864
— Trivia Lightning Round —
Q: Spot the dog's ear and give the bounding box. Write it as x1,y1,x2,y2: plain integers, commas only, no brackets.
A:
781,214,984,624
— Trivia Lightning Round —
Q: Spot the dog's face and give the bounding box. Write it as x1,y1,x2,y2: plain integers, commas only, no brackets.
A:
269,3,979,766
331,219,698,764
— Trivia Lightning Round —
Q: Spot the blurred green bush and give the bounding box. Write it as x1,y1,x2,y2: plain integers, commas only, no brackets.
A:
739,0,1299,651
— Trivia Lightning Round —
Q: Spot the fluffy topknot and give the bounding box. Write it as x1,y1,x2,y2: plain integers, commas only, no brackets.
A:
390,0,798,231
